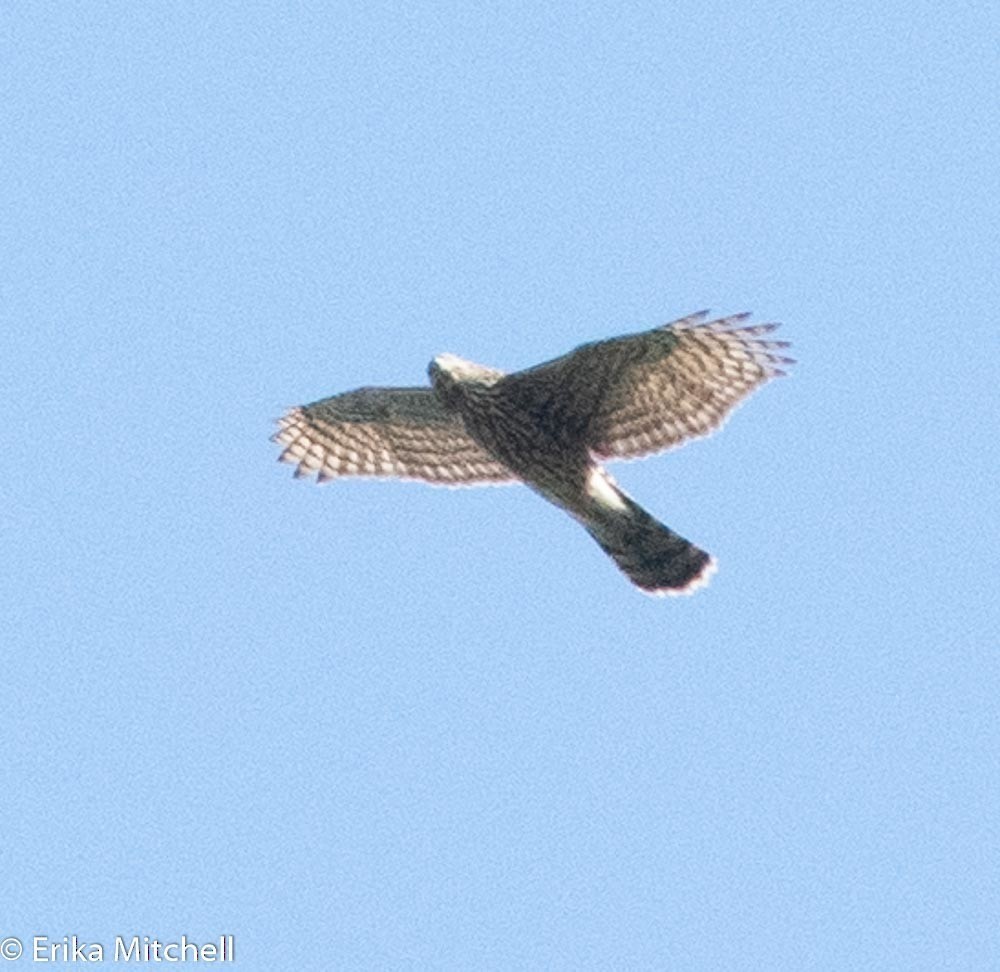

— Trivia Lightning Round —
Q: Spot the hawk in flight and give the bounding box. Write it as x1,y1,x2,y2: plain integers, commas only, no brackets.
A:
273,312,792,595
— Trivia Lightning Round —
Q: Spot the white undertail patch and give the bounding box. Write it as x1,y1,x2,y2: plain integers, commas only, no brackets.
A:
585,468,628,512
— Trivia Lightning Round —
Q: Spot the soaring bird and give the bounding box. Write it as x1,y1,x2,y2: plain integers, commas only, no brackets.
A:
273,311,792,595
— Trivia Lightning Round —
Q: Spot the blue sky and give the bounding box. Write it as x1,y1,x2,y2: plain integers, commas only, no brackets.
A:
3,2,998,969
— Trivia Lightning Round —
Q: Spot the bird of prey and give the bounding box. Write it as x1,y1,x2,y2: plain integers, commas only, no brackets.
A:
272,311,792,595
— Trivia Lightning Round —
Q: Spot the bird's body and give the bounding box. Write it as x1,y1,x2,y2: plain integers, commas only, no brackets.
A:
273,312,792,595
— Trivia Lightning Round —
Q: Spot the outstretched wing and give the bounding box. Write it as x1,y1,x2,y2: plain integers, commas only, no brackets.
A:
564,312,793,461
273,386,516,486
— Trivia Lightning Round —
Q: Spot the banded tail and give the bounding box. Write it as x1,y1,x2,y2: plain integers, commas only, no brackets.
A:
582,480,715,596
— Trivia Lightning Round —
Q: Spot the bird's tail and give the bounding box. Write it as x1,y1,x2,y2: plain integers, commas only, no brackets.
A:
583,486,715,596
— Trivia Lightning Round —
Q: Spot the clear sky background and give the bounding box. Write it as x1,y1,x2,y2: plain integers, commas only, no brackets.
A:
3,3,998,969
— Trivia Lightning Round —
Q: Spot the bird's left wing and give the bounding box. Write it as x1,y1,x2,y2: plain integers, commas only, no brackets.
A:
519,312,793,462
273,386,516,486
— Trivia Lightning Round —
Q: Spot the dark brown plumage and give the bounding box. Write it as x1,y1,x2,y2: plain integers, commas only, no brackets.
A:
273,311,792,594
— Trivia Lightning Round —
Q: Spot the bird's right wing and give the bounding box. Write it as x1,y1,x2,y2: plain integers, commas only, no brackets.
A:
273,386,517,486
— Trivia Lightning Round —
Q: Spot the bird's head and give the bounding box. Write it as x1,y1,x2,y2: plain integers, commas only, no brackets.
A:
428,353,503,406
